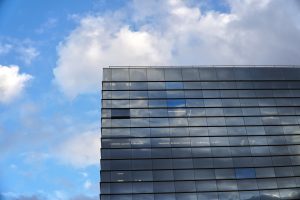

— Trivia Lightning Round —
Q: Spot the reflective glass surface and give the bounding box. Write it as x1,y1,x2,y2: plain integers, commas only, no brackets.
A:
102,67,300,199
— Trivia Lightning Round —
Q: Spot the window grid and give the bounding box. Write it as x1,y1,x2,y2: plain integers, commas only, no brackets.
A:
101,67,300,199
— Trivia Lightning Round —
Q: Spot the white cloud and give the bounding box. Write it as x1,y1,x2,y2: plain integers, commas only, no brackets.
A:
53,15,171,98
0,43,12,55
54,0,300,98
55,130,100,168
0,65,32,103
83,180,92,190
17,46,39,65
0,40,39,65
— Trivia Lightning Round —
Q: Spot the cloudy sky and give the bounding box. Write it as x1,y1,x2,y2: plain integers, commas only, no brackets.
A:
1,0,300,199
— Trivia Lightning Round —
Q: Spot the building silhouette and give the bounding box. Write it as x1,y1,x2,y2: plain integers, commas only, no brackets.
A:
101,66,300,200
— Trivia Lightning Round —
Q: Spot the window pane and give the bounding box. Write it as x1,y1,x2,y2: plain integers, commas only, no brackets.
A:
235,168,256,179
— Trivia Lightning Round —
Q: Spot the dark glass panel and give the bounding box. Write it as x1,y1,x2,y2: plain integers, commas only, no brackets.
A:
194,169,215,180
239,191,260,200
110,182,132,194
132,182,153,193
237,179,258,190
153,182,175,193
132,194,154,200
215,169,235,179
151,148,172,158
111,171,132,182
235,168,256,179
257,178,278,189
154,194,175,200
196,180,217,191
175,193,197,200
153,170,174,181
175,181,196,192
132,171,153,181
217,180,238,191
150,127,170,137
173,158,193,169
172,148,192,158
174,169,195,180
197,192,218,200
218,192,239,200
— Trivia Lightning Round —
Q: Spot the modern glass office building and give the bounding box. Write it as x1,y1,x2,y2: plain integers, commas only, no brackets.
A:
101,66,300,200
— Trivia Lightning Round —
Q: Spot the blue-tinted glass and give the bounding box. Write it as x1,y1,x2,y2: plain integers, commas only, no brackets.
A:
166,82,184,89
235,168,256,179
167,99,186,107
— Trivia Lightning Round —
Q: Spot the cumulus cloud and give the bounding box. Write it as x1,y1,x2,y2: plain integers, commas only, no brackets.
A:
0,65,32,103
54,0,300,98
55,130,100,168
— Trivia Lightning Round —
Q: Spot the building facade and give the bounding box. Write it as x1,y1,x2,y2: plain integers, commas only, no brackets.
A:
101,66,300,200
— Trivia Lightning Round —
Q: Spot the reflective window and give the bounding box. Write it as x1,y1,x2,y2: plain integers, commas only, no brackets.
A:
111,68,129,81
182,68,200,80
215,169,235,179
164,69,182,81
174,169,195,180
111,109,130,119
175,181,196,192
218,192,239,200
166,82,183,89
194,169,215,180
132,182,153,193
257,178,278,189
175,193,197,200
129,69,147,81
147,82,165,90
148,91,166,98
196,180,217,191
235,168,256,179
238,179,258,191
153,170,174,181
167,99,186,107
153,182,175,193
147,69,164,81
217,180,238,191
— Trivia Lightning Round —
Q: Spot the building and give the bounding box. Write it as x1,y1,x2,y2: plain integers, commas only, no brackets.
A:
100,66,300,200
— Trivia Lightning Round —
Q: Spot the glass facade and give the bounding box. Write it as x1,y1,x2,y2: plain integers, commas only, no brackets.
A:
101,67,300,200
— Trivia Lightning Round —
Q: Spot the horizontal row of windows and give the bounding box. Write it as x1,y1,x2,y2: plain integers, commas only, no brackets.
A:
101,126,300,138
100,189,300,200
102,81,300,90
102,135,300,148
101,146,300,159
103,107,300,118
102,117,300,128
101,178,300,194
103,67,300,81
103,90,300,99
101,167,300,182
102,85,300,90
102,98,300,108
101,156,300,170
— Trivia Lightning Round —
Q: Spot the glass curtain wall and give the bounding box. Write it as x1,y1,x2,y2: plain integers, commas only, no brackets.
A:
101,67,300,200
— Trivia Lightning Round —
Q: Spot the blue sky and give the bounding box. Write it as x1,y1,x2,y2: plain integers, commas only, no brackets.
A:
1,0,300,200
